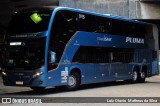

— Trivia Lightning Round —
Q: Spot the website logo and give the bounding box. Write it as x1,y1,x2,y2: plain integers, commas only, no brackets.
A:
2,98,11,103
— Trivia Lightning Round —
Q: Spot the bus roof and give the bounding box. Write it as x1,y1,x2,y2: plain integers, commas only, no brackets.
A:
54,7,151,25
16,6,152,26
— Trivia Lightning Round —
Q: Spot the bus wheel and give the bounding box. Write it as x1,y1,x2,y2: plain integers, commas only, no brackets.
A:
140,71,146,83
66,71,80,90
30,87,45,92
132,71,138,83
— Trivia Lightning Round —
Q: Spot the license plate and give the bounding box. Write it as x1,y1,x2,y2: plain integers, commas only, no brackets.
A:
16,81,23,85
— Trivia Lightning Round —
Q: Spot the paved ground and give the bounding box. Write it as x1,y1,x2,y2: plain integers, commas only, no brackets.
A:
0,75,160,106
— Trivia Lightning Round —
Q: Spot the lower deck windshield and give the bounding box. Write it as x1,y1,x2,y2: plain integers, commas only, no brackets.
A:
5,37,46,70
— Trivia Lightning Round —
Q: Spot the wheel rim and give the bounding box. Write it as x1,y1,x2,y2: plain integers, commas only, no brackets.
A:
68,75,76,86
141,72,145,79
133,71,137,81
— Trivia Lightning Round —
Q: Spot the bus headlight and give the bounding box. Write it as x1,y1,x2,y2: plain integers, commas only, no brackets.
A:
33,72,43,79
2,72,7,76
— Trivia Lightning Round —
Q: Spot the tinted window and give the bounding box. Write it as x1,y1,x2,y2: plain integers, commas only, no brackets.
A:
78,13,96,32
96,16,111,34
73,46,134,63
133,24,146,38
77,12,146,38
73,46,110,63
110,19,124,36
112,48,134,63
110,19,146,38
49,10,78,70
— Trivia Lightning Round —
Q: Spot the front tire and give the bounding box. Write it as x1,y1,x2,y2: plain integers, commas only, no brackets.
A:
66,71,80,91
132,71,139,83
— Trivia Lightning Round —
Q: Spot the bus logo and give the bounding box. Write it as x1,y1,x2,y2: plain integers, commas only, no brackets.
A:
126,37,144,44
30,13,42,24
97,36,112,42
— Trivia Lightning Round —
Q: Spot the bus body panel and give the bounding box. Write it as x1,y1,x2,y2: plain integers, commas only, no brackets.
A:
45,31,156,86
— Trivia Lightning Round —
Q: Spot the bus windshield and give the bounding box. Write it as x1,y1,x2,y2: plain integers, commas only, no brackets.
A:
7,11,52,34
5,37,46,70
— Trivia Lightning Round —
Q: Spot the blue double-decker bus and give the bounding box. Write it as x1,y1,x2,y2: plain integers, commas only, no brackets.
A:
2,7,159,91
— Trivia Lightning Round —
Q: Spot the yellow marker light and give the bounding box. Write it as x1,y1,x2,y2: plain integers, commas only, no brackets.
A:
33,72,43,79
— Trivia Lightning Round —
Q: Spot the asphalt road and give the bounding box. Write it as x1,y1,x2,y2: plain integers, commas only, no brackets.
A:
0,75,160,106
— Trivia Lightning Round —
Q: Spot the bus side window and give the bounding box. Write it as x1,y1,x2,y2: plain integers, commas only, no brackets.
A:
96,16,111,34
78,13,96,32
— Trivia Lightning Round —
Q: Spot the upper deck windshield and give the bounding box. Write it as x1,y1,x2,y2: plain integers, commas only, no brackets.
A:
7,9,52,34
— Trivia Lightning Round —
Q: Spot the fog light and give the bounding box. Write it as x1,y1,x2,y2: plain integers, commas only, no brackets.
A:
2,72,7,76
33,72,43,79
